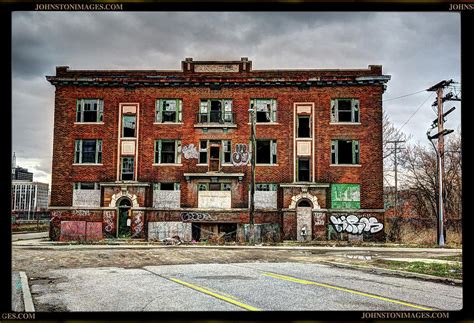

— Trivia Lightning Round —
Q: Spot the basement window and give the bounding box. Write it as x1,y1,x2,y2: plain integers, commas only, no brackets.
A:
198,182,232,191
74,182,100,190
154,182,180,190
331,99,360,123
331,140,360,165
256,140,277,165
250,99,277,123
76,99,103,123
74,139,102,164
156,99,182,123
255,183,278,191
155,140,182,164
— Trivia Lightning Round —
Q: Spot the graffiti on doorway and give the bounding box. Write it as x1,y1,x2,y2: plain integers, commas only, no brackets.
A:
232,143,250,166
181,212,216,222
329,214,383,234
103,211,115,233
131,211,144,237
182,144,199,160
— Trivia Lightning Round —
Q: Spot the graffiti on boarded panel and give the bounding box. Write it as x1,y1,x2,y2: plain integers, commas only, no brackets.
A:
329,214,383,234
232,144,250,166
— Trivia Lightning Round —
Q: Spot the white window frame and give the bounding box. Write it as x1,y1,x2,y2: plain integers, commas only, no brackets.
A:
156,99,183,123
330,99,360,123
74,139,102,164
331,140,360,165
155,140,182,164
250,99,277,123
76,99,103,123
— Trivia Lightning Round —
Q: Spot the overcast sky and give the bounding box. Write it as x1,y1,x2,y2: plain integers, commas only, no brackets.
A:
12,12,461,186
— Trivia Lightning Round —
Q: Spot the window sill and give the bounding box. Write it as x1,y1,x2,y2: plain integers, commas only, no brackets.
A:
329,122,361,125
330,164,361,167
152,163,183,166
246,122,279,125
194,124,237,128
295,137,312,140
153,122,184,125
72,163,103,166
74,122,104,125
254,164,279,167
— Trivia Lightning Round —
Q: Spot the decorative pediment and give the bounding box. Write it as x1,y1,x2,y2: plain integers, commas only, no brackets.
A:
109,191,139,207
289,192,320,210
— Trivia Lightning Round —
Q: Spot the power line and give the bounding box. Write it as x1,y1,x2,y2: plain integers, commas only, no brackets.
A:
399,92,435,131
383,89,427,102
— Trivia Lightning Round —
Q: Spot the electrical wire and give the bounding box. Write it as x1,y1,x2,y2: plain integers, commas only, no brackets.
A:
399,92,435,131
383,90,427,102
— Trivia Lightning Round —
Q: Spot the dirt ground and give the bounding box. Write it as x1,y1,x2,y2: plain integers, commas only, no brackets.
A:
12,246,461,280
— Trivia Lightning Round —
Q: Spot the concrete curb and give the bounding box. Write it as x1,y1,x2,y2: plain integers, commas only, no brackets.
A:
19,271,35,312
319,260,462,286
11,243,462,253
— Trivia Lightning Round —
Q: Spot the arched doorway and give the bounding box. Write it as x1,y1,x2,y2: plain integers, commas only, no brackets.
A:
117,197,132,238
296,199,313,242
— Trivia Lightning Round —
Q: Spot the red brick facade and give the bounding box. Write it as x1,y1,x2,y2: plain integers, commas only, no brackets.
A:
47,58,389,242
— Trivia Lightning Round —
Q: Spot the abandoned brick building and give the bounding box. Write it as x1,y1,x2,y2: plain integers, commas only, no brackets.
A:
46,57,390,242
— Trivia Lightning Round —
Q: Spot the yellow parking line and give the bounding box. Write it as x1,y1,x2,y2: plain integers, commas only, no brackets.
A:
169,277,261,311
262,272,433,311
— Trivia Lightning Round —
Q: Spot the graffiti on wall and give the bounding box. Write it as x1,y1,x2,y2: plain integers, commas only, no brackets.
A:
72,209,91,217
103,211,115,233
181,212,217,222
182,144,199,160
131,211,144,237
232,144,250,166
313,212,326,226
51,210,63,218
329,214,383,234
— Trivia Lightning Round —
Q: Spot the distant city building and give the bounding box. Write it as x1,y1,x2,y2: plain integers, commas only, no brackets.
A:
11,152,34,181
11,181,49,219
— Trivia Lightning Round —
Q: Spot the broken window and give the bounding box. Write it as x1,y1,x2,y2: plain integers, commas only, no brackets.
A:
122,115,136,138
256,140,277,164
198,99,233,123
199,140,231,165
120,157,134,180
74,139,102,164
155,140,181,164
199,140,208,164
297,115,311,138
155,182,180,190
222,140,231,164
250,99,277,123
331,99,360,123
76,99,103,123
255,183,278,191
297,158,310,182
156,99,182,123
331,140,360,165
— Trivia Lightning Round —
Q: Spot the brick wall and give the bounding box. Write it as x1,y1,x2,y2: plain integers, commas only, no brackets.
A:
49,65,385,211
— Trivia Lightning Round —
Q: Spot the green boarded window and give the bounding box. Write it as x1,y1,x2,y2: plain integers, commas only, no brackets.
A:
331,184,360,209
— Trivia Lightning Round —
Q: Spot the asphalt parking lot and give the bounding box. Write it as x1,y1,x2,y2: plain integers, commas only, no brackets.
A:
28,262,462,311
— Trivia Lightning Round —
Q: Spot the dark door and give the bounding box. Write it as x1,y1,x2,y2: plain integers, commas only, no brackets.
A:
209,145,220,172
117,198,132,238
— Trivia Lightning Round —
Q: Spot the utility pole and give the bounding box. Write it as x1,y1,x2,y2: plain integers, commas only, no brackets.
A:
427,79,458,246
387,140,405,220
248,107,256,245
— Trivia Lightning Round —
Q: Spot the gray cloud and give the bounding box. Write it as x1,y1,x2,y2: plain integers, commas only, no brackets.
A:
12,11,461,185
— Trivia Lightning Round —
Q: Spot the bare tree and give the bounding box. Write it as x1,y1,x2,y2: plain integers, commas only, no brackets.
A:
401,131,462,222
